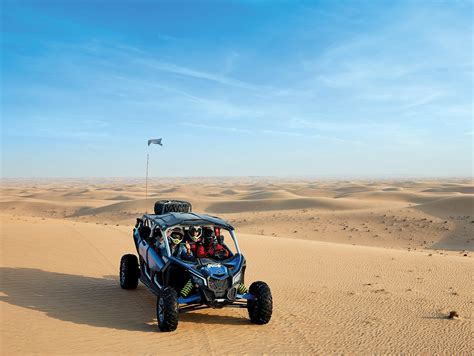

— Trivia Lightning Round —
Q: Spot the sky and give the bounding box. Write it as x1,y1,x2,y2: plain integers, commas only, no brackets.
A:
1,0,472,178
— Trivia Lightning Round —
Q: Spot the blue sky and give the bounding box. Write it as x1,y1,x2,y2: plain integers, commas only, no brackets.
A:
1,0,472,177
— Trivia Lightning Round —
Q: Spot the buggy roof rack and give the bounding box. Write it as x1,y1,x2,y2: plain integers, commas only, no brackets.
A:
143,212,234,230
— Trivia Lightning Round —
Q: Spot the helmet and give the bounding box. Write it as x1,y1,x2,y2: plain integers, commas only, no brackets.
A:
188,226,202,242
202,227,216,246
168,227,183,245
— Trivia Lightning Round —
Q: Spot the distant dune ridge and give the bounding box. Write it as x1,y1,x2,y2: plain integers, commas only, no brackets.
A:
206,196,381,214
1,178,472,251
0,178,473,353
221,188,239,195
415,195,474,215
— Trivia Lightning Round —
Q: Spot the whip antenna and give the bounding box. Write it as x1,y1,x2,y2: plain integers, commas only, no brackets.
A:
146,138,163,213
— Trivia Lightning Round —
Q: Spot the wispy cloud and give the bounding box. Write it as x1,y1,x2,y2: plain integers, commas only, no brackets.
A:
141,59,262,90
261,129,304,137
180,121,363,145
399,91,444,111
179,122,253,134
4,117,110,141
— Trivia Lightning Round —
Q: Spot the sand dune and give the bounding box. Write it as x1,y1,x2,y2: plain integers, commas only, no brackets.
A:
62,189,91,197
206,197,380,214
68,197,210,222
285,188,336,198
240,190,301,200
0,214,471,354
221,189,239,195
0,200,92,218
69,199,154,218
333,185,377,193
106,195,134,201
414,195,474,216
422,186,474,194
1,179,472,250
1,178,473,353
334,190,456,204
382,187,403,191
158,186,196,195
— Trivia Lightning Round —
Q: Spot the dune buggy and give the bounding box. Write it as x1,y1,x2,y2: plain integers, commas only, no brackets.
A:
119,200,273,331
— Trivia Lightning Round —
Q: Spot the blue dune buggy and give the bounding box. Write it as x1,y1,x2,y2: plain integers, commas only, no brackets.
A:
119,200,273,331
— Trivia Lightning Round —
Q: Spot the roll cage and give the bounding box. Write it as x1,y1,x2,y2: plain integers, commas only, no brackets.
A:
142,212,234,231
135,212,241,261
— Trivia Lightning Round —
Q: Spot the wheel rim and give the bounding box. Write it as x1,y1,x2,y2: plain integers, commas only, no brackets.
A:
158,297,164,323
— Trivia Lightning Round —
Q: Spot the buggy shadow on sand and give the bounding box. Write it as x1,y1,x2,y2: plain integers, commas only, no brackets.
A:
120,200,272,331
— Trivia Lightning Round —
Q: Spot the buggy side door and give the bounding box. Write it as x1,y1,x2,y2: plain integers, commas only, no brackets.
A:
147,224,166,272
137,218,151,264
135,218,157,284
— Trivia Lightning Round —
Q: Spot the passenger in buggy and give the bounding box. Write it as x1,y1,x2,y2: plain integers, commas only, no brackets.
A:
159,227,195,262
185,226,203,257
197,227,230,260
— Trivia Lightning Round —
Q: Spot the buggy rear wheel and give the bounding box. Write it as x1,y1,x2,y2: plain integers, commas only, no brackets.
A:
157,288,179,332
119,254,139,290
247,281,272,324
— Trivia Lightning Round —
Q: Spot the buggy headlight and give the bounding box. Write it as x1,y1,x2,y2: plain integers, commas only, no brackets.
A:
232,271,242,285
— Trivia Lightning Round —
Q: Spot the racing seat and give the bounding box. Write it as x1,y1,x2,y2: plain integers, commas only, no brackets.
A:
139,225,151,240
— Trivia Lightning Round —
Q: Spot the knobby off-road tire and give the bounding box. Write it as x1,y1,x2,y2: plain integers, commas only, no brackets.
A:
247,281,273,324
154,200,192,215
157,288,179,332
119,254,139,290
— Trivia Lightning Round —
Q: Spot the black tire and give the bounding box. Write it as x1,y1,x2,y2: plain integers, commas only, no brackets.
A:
119,254,139,290
157,288,179,332
154,200,192,215
247,281,273,324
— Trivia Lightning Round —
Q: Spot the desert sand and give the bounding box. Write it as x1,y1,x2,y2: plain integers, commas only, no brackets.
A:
1,178,473,354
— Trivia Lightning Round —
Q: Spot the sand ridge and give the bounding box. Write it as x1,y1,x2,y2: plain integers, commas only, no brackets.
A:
1,178,472,251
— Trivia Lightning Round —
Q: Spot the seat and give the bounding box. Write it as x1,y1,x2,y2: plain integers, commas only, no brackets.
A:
139,226,151,240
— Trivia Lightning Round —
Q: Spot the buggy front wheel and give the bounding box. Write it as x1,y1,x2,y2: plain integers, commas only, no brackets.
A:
157,288,179,332
247,281,273,324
